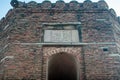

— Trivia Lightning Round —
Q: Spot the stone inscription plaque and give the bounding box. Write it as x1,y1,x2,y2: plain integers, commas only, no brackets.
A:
44,30,79,42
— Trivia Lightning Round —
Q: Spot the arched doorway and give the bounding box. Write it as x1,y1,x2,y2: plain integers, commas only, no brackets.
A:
48,53,77,80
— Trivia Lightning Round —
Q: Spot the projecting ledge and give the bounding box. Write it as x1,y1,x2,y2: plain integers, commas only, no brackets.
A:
42,22,81,26
13,42,116,46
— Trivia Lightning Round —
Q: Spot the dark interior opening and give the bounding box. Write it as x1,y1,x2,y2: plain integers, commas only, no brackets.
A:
48,53,77,80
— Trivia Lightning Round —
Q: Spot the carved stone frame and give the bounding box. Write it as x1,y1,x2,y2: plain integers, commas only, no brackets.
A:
41,22,82,43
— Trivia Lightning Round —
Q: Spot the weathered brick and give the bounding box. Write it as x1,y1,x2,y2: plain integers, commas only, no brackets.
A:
0,0,120,80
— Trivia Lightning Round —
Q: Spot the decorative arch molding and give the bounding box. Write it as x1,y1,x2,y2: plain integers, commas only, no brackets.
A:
42,46,83,80
43,47,82,62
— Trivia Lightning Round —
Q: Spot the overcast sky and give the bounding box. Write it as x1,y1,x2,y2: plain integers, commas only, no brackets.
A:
0,0,120,20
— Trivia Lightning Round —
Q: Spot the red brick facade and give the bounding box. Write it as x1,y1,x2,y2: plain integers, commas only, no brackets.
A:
0,0,120,80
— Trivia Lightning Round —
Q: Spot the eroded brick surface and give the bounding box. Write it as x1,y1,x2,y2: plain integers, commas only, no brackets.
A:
0,0,120,80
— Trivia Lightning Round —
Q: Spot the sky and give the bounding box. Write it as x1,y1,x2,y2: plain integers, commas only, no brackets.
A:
0,0,120,20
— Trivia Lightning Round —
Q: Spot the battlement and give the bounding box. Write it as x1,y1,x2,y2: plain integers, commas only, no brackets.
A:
17,0,109,10
8,0,119,23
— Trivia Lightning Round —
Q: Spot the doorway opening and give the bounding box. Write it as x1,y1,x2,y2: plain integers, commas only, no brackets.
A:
48,53,77,80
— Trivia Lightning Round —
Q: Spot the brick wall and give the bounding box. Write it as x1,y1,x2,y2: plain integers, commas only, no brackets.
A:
0,0,120,80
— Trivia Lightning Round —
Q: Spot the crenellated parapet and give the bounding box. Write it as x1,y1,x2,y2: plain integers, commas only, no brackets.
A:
9,0,120,23
13,0,109,10
41,0,52,9
109,8,117,17
55,0,66,10
97,0,108,9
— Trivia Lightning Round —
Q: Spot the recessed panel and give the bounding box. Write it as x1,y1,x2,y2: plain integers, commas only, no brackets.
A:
44,30,79,42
